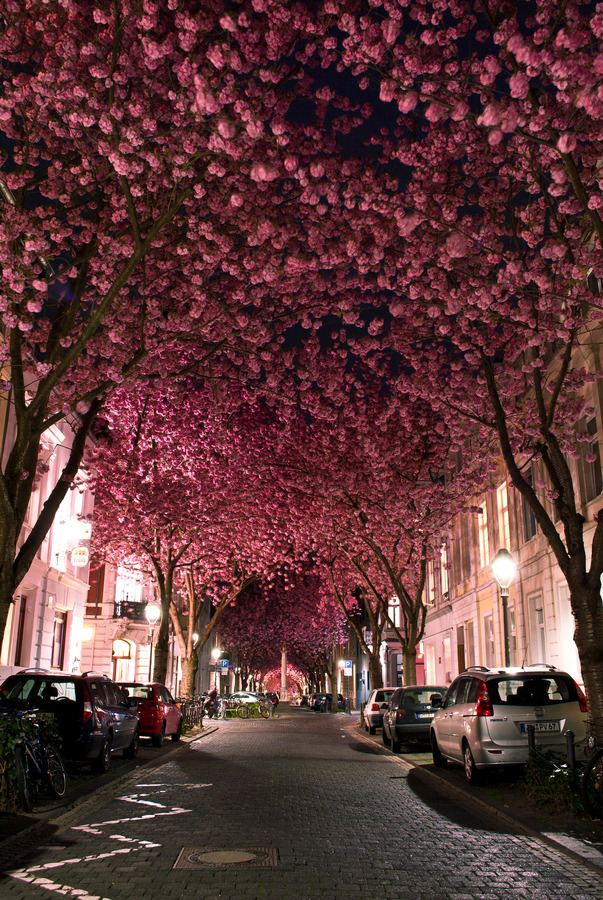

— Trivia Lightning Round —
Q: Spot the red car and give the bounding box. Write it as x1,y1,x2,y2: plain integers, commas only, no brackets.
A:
119,682,183,747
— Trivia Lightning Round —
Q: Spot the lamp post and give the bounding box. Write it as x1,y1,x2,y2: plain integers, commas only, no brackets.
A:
491,549,517,667
145,602,161,681
211,647,221,691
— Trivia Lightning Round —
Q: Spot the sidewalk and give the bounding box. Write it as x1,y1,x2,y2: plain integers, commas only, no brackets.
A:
351,715,603,874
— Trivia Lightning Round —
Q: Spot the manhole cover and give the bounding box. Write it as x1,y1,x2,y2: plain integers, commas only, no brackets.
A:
173,847,279,868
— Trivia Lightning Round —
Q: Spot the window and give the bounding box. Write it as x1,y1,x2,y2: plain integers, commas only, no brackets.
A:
388,596,401,628
497,482,510,550
483,613,495,667
51,610,67,669
528,593,547,661
465,620,476,668
440,544,449,598
457,624,465,673
477,503,490,570
425,560,435,606
508,604,517,666
86,565,105,618
582,416,602,503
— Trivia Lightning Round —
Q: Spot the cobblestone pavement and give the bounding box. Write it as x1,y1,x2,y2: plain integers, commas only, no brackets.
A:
1,707,602,900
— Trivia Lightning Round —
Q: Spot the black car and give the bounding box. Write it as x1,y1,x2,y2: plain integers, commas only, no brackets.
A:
382,685,448,752
0,669,140,773
308,692,345,711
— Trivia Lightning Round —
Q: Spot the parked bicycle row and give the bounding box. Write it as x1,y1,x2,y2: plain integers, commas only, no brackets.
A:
201,689,279,719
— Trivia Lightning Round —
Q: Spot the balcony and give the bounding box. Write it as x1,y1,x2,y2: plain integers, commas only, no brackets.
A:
113,599,148,621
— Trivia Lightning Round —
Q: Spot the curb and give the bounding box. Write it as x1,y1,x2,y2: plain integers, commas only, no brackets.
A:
350,722,603,876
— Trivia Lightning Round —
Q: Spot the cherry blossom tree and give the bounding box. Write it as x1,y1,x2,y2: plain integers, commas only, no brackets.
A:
0,0,387,650
297,0,603,722
88,384,306,685
217,565,346,694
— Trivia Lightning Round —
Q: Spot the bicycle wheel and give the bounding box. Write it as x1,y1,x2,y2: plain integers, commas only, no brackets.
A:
45,747,67,799
259,703,270,719
15,744,31,812
582,749,603,819
237,703,249,719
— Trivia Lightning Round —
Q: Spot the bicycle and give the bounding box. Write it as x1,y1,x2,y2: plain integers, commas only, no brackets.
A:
237,700,271,719
582,717,603,819
5,708,67,812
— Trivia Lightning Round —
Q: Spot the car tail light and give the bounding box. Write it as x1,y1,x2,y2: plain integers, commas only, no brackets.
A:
395,709,407,722
475,683,493,717
82,683,94,725
575,682,588,713
370,703,380,711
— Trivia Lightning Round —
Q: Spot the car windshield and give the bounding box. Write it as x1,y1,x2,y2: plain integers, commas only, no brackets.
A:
489,675,577,706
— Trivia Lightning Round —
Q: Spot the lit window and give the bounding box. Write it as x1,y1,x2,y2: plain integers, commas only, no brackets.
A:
477,503,490,570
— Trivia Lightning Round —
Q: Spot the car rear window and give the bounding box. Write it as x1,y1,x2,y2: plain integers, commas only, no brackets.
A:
375,690,395,702
123,685,153,700
1,677,78,705
399,689,445,708
489,675,577,706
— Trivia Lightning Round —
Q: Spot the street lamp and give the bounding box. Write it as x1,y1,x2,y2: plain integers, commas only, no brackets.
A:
211,646,221,690
491,549,517,667
145,602,161,681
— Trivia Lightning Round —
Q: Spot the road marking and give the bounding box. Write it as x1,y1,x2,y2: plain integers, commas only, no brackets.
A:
7,783,202,899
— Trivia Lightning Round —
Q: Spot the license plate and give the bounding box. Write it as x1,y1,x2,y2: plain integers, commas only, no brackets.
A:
416,713,433,720
520,722,560,733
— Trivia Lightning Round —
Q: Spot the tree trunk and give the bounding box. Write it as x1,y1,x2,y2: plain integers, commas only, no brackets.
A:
179,656,196,700
330,643,339,713
368,654,383,691
403,644,417,687
568,579,603,743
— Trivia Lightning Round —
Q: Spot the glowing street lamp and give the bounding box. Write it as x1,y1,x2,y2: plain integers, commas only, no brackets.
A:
491,549,517,667
145,602,161,681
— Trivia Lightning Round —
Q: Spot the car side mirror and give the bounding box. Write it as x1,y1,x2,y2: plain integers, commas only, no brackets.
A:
431,696,443,709
128,698,139,709
380,702,388,709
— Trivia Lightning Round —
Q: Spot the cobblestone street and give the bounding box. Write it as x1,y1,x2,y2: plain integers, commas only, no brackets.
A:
1,707,602,900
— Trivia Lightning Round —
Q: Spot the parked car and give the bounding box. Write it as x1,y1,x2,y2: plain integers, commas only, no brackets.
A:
119,682,183,747
430,665,588,784
229,691,265,705
308,692,345,710
382,685,448,751
362,688,397,734
0,669,140,773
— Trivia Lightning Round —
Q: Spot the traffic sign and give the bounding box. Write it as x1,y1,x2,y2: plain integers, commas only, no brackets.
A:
343,660,352,674
219,659,229,669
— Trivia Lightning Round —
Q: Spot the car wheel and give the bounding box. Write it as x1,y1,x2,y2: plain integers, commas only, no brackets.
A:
463,741,480,784
92,736,112,774
391,734,401,753
364,718,369,732
124,728,140,759
431,733,447,768
171,720,182,742
152,723,166,748
382,724,390,746
369,722,376,735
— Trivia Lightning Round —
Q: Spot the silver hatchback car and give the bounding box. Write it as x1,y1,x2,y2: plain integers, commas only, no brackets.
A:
430,665,588,783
